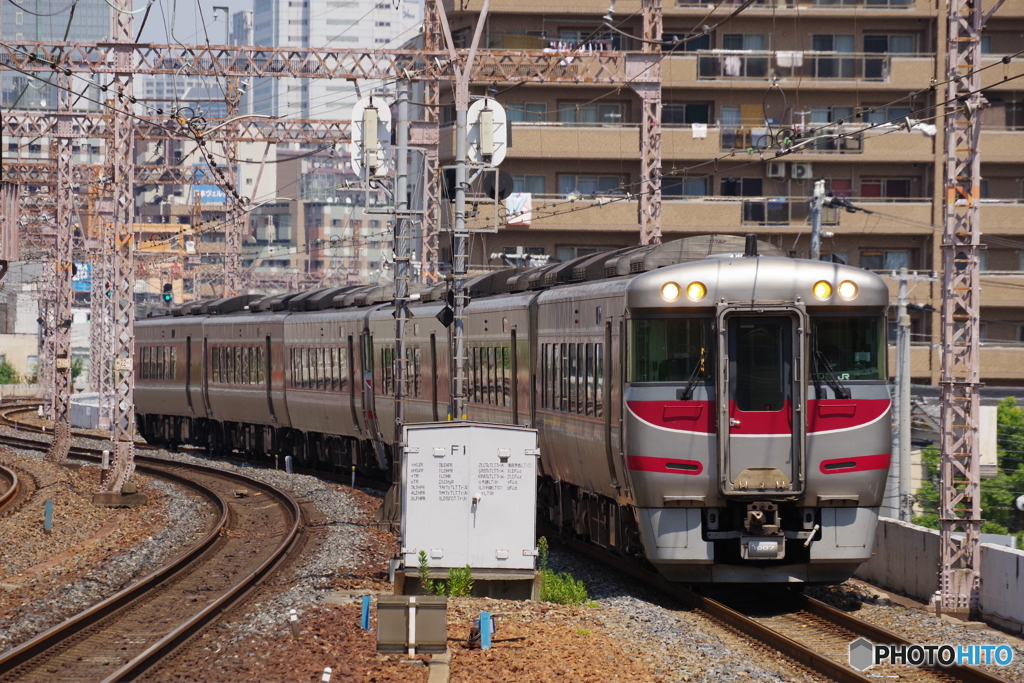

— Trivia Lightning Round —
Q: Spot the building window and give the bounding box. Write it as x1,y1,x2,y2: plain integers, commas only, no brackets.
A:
861,178,913,198
863,35,916,53
722,33,766,50
558,102,623,124
812,34,854,52
810,106,855,124
558,174,624,196
506,103,547,122
664,177,708,197
665,33,710,52
662,103,710,125
556,246,605,261
512,175,545,194
720,177,763,197
862,106,913,124
859,250,910,270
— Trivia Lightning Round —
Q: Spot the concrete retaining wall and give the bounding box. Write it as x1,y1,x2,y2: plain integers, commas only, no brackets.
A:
856,519,1024,635
979,543,1024,635
855,518,942,601
69,392,100,430
0,384,40,398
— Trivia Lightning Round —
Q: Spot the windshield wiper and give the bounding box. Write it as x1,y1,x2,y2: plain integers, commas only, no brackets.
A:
678,347,706,401
813,350,851,400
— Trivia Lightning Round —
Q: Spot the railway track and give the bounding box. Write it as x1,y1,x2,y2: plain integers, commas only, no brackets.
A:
0,463,20,515
554,533,1013,683
0,431,303,683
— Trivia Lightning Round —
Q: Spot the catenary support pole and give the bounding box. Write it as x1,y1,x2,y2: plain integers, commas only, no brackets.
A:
394,78,410,442
810,179,825,262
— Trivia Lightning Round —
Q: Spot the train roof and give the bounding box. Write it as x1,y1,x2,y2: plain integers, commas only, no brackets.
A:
154,234,877,318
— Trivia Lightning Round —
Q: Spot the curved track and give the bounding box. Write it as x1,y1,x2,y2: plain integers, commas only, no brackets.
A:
0,463,19,515
0,428,303,683
554,532,1012,683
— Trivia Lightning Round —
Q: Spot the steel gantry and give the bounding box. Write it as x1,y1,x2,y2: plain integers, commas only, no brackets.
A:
637,0,664,245
103,0,139,494
938,0,999,615
44,72,76,462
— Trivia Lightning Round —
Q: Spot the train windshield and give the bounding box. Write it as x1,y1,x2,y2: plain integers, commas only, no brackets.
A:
811,316,886,381
628,317,713,383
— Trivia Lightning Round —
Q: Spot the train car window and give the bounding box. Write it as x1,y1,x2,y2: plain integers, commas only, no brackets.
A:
577,345,585,414
732,318,789,412
289,349,296,388
595,343,604,417
155,346,164,380
256,347,264,385
169,347,176,380
468,348,477,403
313,348,322,390
298,348,307,389
585,343,594,416
247,347,256,384
569,344,578,413
140,347,149,380
212,347,220,383
627,318,712,383
501,346,510,407
321,348,329,390
559,343,569,412
491,348,499,405
540,344,548,409
339,347,349,391
811,316,886,381
411,348,422,397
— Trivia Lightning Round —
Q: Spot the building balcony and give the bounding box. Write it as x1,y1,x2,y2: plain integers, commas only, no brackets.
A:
498,194,933,233
665,52,935,89
499,122,935,161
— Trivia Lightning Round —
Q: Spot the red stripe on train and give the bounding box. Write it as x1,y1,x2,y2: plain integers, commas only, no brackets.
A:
626,399,890,435
819,453,890,474
626,456,704,475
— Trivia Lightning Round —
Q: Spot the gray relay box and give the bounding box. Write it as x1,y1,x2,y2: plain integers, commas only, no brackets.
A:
401,423,539,571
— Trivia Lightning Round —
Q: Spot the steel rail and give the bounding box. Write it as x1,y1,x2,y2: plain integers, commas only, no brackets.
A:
0,439,302,682
0,464,19,514
550,531,1012,683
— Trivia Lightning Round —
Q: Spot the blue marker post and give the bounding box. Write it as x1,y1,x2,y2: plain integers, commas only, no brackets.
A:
44,499,53,534
360,595,371,630
480,612,492,650
285,455,293,474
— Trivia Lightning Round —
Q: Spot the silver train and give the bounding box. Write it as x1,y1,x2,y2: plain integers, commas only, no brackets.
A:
136,235,892,583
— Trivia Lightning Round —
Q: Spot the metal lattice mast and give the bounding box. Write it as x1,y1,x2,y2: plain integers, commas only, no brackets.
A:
419,0,442,284
222,77,244,296
104,0,138,493
938,0,985,615
636,0,663,245
45,72,75,462
0,182,18,263
38,263,56,418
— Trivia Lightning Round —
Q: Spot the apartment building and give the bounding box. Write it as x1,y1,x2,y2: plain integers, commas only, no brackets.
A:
440,0,1024,385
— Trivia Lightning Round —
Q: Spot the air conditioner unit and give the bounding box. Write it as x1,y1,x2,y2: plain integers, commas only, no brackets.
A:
767,162,785,179
790,163,813,180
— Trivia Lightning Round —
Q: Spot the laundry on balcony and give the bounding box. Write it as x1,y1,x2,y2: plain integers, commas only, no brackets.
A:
691,123,708,139
776,51,804,68
724,56,743,76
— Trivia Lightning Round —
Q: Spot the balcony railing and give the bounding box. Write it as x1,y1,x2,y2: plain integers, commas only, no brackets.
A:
696,50,903,81
720,126,864,153
676,0,914,7
739,198,842,226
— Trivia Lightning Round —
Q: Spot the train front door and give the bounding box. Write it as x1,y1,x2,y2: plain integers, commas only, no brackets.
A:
717,311,806,497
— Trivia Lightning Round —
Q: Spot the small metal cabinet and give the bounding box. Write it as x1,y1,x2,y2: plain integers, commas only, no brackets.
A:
376,595,448,654
401,423,539,571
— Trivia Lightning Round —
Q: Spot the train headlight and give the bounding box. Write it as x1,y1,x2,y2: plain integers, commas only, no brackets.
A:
812,280,833,300
661,282,682,302
686,282,707,301
838,280,858,300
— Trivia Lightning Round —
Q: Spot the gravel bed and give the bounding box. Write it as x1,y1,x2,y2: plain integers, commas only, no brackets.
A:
0,443,211,651
808,580,1024,681
541,545,827,683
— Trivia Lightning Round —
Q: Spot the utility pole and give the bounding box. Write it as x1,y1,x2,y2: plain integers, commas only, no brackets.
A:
436,0,490,420
45,71,75,463
810,179,825,261
889,267,936,521
394,78,410,442
938,0,987,616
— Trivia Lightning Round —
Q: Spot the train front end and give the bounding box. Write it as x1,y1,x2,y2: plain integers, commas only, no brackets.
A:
624,252,891,582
